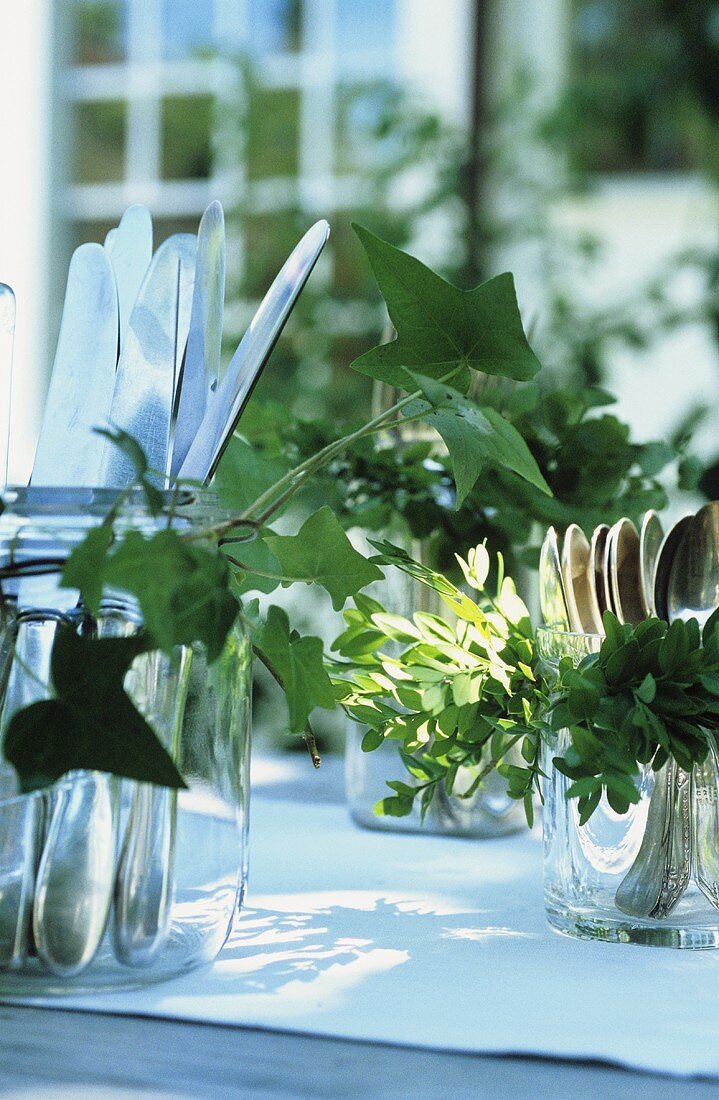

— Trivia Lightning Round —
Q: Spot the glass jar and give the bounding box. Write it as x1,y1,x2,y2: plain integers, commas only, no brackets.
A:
345,724,527,837
344,520,526,839
538,627,719,948
0,487,251,992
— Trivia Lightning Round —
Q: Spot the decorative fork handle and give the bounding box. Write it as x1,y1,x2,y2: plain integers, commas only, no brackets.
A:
615,760,691,919
693,738,719,910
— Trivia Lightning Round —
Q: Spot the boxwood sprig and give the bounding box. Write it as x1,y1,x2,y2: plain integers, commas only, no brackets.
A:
549,609,719,823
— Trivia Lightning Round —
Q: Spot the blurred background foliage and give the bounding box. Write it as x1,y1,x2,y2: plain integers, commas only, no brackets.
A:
62,0,719,751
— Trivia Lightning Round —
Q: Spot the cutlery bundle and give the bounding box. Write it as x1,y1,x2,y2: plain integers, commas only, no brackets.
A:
0,202,329,975
540,506,719,919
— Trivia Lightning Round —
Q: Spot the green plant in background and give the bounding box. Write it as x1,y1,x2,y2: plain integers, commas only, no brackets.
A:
329,541,547,825
225,71,469,425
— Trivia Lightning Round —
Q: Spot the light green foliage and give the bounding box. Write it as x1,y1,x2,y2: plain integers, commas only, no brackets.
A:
549,610,719,824
214,436,291,513
328,542,547,824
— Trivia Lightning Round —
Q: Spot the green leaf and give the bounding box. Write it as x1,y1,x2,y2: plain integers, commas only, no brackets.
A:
96,428,164,511
4,627,186,793
227,536,281,596
350,224,541,392
96,426,149,478
265,506,383,610
636,672,656,704
254,605,335,733
405,376,551,505
104,529,237,661
374,794,414,817
214,435,291,513
61,525,114,615
361,727,384,752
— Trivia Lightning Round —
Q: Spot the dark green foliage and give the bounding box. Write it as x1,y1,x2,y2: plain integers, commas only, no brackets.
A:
549,610,719,823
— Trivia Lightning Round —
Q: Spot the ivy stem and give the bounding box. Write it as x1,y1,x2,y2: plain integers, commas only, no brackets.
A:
240,389,423,522
184,368,460,544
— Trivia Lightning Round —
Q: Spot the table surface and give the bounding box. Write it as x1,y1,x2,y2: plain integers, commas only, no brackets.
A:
2,755,719,1099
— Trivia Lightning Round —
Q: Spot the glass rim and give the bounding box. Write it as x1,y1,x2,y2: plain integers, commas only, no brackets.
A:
536,625,604,643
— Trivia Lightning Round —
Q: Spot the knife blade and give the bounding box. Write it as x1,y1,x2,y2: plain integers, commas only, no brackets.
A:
178,219,329,483
100,233,196,488
170,201,225,478
105,205,153,353
32,243,119,487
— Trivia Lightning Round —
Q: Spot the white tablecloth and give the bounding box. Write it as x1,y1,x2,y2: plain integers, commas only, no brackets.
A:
5,795,719,1080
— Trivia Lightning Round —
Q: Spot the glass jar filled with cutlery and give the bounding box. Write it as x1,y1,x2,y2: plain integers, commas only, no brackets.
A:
0,487,251,993
539,507,719,948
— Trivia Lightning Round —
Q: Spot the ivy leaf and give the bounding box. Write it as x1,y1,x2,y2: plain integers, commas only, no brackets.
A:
405,375,551,505
95,427,164,512
254,605,335,732
350,224,541,392
4,627,186,792
103,529,237,661
61,525,114,615
227,536,281,596
214,435,291,514
265,506,383,610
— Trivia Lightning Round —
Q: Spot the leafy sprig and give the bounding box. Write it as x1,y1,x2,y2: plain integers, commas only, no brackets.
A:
547,610,719,823
328,541,547,824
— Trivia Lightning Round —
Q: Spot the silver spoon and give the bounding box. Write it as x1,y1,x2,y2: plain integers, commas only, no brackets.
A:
561,524,599,633
33,770,118,977
589,524,609,626
607,518,644,626
614,514,694,918
639,510,664,618
667,502,719,910
113,644,192,967
539,527,570,629
653,515,693,622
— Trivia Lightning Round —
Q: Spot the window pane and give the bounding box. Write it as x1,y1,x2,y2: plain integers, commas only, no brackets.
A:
249,0,302,53
336,0,395,55
74,100,126,183
71,220,118,253
153,217,204,246
243,212,305,297
161,95,213,179
161,0,214,60
73,0,128,65
571,0,697,171
246,88,299,179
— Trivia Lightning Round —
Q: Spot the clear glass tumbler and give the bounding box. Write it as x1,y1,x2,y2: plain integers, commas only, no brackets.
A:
0,487,251,992
538,626,719,948
345,534,527,839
